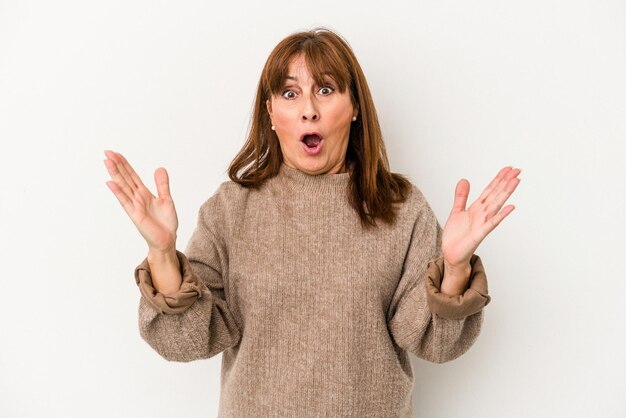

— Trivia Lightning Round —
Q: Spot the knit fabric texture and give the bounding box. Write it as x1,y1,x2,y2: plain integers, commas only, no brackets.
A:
134,162,491,417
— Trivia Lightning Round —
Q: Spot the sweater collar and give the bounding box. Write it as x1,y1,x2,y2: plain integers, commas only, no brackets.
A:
278,162,351,195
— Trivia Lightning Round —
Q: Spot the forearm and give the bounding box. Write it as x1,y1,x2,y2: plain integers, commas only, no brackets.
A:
136,250,242,361
147,248,182,294
388,254,490,363
440,261,472,296
138,290,242,361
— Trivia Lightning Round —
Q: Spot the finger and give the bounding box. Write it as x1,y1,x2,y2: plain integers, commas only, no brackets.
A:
477,166,513,205
451,178,470,213
109,151,139,192
115,151,150,193
483,204,515,236
154,167,172,200
488,168,521,203
105,180,135,216
103,156,135,202
485,176,521,219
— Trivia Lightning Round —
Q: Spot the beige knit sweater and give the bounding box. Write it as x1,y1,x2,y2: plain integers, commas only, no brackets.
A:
134,162,491,417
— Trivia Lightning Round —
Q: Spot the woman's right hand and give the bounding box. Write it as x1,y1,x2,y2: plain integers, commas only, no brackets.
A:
103,150,179,254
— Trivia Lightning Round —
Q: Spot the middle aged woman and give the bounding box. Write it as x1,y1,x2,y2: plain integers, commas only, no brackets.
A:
104,27,521,417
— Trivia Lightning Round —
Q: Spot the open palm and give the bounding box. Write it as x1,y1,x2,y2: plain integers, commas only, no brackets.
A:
104,150,179,253
441,166,521,267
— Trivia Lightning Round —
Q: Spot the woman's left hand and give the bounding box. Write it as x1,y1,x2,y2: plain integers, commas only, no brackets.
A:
441,166,522,285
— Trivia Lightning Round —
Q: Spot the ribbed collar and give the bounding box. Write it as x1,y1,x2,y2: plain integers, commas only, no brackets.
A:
277,162,351,195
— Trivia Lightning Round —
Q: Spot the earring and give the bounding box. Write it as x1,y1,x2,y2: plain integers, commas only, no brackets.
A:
352,116,357,122
271,125,275,131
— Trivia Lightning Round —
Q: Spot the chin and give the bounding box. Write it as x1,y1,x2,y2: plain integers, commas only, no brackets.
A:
295,161,326,174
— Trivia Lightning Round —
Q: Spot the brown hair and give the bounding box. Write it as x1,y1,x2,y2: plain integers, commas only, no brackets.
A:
227,27,413,229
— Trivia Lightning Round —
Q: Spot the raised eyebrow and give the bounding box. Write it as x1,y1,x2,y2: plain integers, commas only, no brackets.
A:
283,74,336,84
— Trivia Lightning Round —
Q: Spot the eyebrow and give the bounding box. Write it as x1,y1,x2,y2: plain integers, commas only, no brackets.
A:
284,74,335,82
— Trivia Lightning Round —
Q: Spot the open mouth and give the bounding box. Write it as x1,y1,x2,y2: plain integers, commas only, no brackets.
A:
300,132,324,155
301,132,323,148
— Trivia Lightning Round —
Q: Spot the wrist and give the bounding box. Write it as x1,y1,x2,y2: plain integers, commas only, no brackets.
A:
147,247,178,264
146,247,182,295
443,259,471,276
441,260,472,296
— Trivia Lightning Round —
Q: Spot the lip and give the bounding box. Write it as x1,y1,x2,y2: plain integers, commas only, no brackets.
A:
299,131,324,142
300,134,324,156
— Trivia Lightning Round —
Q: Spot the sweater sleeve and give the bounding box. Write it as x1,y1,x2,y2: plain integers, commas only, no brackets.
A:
134,193,242,362
386,186,491,364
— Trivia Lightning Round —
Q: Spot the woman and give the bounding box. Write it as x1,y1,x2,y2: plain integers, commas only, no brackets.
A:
104,28,520,417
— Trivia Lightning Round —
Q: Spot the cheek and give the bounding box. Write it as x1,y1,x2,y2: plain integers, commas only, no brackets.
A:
272,108,299,146
271,103,296,125
328,103,353,130
274,111,293,127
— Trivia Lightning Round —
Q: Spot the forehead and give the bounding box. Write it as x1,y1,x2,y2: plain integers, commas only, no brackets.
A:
266,49,349,95
287,55,308,74
286,55,330,81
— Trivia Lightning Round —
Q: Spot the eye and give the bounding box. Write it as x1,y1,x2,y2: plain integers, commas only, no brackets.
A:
281,89,297,99
318,86,335,95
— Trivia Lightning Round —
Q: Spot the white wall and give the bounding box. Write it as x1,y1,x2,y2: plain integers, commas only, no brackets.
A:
1,1,624,417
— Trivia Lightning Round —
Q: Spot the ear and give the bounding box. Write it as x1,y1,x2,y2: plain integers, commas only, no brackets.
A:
352,102,359,119
266,99,273,117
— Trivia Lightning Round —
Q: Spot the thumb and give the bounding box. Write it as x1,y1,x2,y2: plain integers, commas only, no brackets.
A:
154,167,171,199
451,178,470,213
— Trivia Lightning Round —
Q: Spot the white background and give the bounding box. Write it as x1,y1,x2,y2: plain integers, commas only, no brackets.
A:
1,0,624,417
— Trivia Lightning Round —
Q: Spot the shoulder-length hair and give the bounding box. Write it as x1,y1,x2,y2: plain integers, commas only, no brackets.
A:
227,27,413,229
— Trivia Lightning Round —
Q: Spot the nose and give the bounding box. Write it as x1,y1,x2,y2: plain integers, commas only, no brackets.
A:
301,95,319,121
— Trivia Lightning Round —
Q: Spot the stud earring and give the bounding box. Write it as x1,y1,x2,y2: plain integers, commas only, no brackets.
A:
271,125,275,131
352,116,357,122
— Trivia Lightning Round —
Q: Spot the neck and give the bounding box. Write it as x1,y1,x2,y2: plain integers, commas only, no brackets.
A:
277,162,351,196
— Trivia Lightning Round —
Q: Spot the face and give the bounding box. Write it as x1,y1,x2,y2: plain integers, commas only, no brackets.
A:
266,54,358,175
